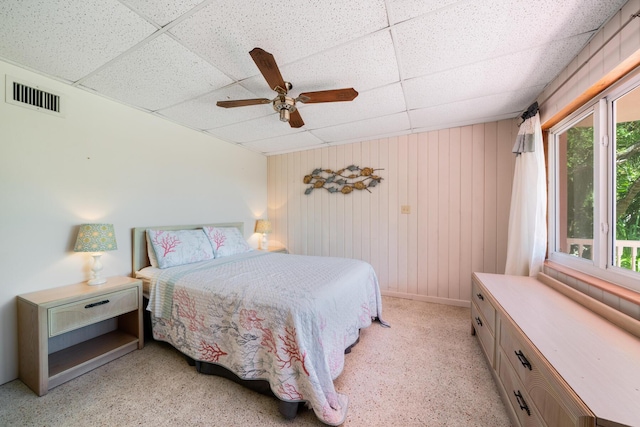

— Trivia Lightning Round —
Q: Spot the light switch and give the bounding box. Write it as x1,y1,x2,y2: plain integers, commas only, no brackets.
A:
401,205,411,214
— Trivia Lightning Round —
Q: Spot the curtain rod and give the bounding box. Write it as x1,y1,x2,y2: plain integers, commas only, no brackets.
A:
520,101,539,122
524,9,640,118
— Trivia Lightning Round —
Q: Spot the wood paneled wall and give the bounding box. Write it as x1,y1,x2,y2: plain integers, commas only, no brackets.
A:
267,119,518,306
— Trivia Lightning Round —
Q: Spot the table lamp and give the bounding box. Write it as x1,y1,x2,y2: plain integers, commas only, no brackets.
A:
255,219,272,250
74,223,117,285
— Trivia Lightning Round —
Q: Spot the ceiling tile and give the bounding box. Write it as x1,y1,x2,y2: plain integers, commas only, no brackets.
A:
311,112,411,143
301,83,406,129
239,131,325,154
387,0,463,24
121,0,203,26
206,112,307,143
393,1,503,79
519,0,628,36
157,84,269,130
79,34,233,111
403,33,591,110
240,30,400,97
0,0,155,81
168,0,389,80
409,86,542,129
394,0,627,80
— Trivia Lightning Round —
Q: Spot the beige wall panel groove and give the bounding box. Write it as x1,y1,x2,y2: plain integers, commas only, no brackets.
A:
397,136,409,294
437,129,451,298
407,134,419,296
361,142,372,265
448,127,462,301
471,124,486,277
369,140,381,288
387,137,399,291
459,126,474,301
426,131,440,296
483,122,498,274
417,133,429,296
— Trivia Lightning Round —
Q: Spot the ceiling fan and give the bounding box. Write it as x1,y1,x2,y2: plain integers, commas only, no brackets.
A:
216,48,358,128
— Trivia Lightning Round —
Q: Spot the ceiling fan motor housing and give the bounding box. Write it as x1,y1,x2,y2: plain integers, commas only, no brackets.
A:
273,95,297,122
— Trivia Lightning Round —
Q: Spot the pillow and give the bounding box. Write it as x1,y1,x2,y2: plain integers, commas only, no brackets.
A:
146,232,159,267
146,229,214,269
203,226,252,258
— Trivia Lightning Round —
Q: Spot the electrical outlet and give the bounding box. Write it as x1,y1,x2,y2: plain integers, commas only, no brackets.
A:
401,205,411,214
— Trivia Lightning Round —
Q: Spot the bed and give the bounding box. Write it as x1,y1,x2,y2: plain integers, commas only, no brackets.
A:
132,223,386,426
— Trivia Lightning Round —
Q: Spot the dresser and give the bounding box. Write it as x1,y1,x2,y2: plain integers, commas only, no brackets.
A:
17,276,143,396
471,272,640,427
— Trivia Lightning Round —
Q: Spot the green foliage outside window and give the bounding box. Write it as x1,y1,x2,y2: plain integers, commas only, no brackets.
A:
616,121,640,269
565,121,640,269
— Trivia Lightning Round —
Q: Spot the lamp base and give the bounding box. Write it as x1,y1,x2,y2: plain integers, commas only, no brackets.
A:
87,277,107,286
88,253,106,286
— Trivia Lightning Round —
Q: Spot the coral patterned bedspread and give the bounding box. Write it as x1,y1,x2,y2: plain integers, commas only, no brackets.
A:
142,251,384,426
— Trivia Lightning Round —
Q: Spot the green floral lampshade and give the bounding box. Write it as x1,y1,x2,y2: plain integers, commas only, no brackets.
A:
74,224,117,253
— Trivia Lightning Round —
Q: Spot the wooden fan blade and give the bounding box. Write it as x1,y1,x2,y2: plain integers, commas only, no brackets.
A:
249,48,287,93
297,88,358,104
289,109,304,128
216,98,271,108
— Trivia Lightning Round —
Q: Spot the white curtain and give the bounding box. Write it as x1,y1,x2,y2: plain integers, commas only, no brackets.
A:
505,111,547,276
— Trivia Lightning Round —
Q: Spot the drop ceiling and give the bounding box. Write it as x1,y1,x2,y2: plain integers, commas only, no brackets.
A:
0,0,627,155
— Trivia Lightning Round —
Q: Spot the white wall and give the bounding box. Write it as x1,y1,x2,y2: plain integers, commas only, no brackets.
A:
0,60,267,385
267,120,517,306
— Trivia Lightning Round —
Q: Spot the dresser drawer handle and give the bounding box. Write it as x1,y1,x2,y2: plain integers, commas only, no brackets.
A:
475,317,483,327
84,299,110,309
515,350,532,370
513,390,531,416
476,293,484,301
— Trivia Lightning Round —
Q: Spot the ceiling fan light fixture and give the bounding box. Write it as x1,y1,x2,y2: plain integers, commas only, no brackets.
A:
273,95,296,119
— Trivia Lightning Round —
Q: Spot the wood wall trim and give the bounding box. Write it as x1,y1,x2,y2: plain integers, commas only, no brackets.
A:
542,49,640,130
544,260,640,306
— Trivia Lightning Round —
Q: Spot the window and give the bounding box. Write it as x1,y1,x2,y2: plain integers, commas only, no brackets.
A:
613,87,640,273
549,74,640,289
556,113,594,260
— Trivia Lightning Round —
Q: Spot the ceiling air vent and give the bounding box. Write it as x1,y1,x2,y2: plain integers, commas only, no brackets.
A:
5,75,64,117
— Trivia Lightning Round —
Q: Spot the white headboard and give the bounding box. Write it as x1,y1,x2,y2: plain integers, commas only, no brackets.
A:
131,222,244,274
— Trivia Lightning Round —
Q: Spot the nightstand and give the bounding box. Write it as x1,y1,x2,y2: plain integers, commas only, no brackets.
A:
17,276,143,396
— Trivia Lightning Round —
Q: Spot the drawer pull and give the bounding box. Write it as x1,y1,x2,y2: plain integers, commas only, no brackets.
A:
513,391,531,416
84,299,110,309
475,317,483,327
515,350,532,370
476,293,484,301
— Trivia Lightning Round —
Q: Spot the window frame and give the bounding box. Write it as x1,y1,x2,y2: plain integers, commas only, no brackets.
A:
548,72,640,291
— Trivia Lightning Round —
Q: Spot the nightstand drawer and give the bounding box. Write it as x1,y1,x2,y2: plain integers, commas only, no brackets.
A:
48,287,138,337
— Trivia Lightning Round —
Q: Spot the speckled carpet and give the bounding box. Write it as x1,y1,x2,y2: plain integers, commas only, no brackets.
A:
0,297,510,426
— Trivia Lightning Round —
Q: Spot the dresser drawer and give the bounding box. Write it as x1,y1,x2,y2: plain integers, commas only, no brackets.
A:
48,287,138,337
472,277,496,334
500,318,590,427
472,302,494,366
498,348,545,427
